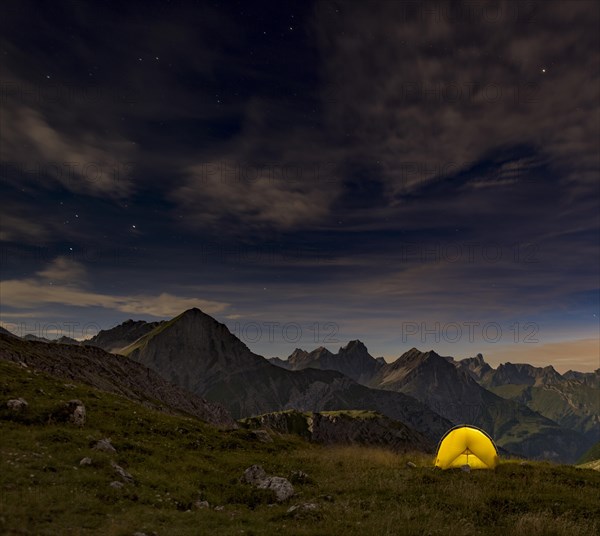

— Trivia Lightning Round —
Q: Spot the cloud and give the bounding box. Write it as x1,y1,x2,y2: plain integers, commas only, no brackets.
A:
36,256,88,284
314,0,599,196
0,213,49,243
1,257,229,317
1,104,135,198
173,159,337,230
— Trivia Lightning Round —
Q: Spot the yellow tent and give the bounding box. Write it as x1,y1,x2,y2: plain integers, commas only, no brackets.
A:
434,425,499,470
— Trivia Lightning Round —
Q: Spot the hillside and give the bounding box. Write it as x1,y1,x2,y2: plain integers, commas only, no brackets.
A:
578,441,600,465
0,333,234,428
1,359,599,536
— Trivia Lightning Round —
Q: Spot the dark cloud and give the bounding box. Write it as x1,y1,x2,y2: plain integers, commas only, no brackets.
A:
0,0,598,368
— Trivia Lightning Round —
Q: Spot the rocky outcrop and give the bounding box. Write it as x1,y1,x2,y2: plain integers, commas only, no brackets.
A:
456,353,494,382
6,398,28,411
47,399,86,425
241,465,294,502
242,410,433,453
93,438,117,453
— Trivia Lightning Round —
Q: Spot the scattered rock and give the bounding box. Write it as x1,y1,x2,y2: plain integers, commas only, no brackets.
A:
406,461,417,468
193,500,210,510
93,438,116,453
257,476,295,502
241,464,267,485
111,461,134,483
109,481,124,489
79,457,92,466
241,465,294,502
251,429,273,443
286,502,321,519
51,400,86,426
68,400,86,426
214,505,224,511
461,464,471,473
7,398,29,411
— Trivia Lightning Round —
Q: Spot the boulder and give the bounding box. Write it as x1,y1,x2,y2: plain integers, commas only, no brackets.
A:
287,503,321,519
51,400,86,426
256,476,294,502
79,457,92,466
111,461,134,483
109,481,124,489
241,464,267,485
406,461,417,468
93,438,116,453
241,465,294,502
193,500,210,510
6,398,28,411
251,429,273,443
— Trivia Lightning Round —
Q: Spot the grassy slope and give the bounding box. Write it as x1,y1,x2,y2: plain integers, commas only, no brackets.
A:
578,442,600,465
1,360,599,536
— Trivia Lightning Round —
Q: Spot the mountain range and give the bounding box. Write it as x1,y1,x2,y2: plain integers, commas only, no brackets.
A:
1,308,597,462
269,342,597,462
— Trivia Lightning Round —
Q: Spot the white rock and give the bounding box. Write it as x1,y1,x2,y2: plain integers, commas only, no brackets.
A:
257,476,294,502
93,438,116,453
7,398,28,411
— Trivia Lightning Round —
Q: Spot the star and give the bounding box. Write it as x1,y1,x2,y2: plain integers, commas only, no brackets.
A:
541,68,546,73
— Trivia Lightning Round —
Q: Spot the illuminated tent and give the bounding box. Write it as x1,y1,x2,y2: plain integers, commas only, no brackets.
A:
434,425,499,470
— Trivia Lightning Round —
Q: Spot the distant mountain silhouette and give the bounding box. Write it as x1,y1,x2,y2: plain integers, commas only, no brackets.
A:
271,344,594,462
122,308,451,441
269,340,384,383
451,355,599,446
87,319,165,353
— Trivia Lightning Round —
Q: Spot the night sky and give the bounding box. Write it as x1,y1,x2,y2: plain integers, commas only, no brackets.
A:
1,0,599,371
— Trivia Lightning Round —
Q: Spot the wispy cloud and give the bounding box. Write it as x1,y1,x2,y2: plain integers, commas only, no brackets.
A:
1,257,229,317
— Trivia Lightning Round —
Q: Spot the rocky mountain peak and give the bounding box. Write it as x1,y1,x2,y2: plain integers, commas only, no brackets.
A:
340,340,368,353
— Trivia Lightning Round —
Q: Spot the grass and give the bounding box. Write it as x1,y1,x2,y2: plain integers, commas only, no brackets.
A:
1,359,599,535
578,442,600,465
